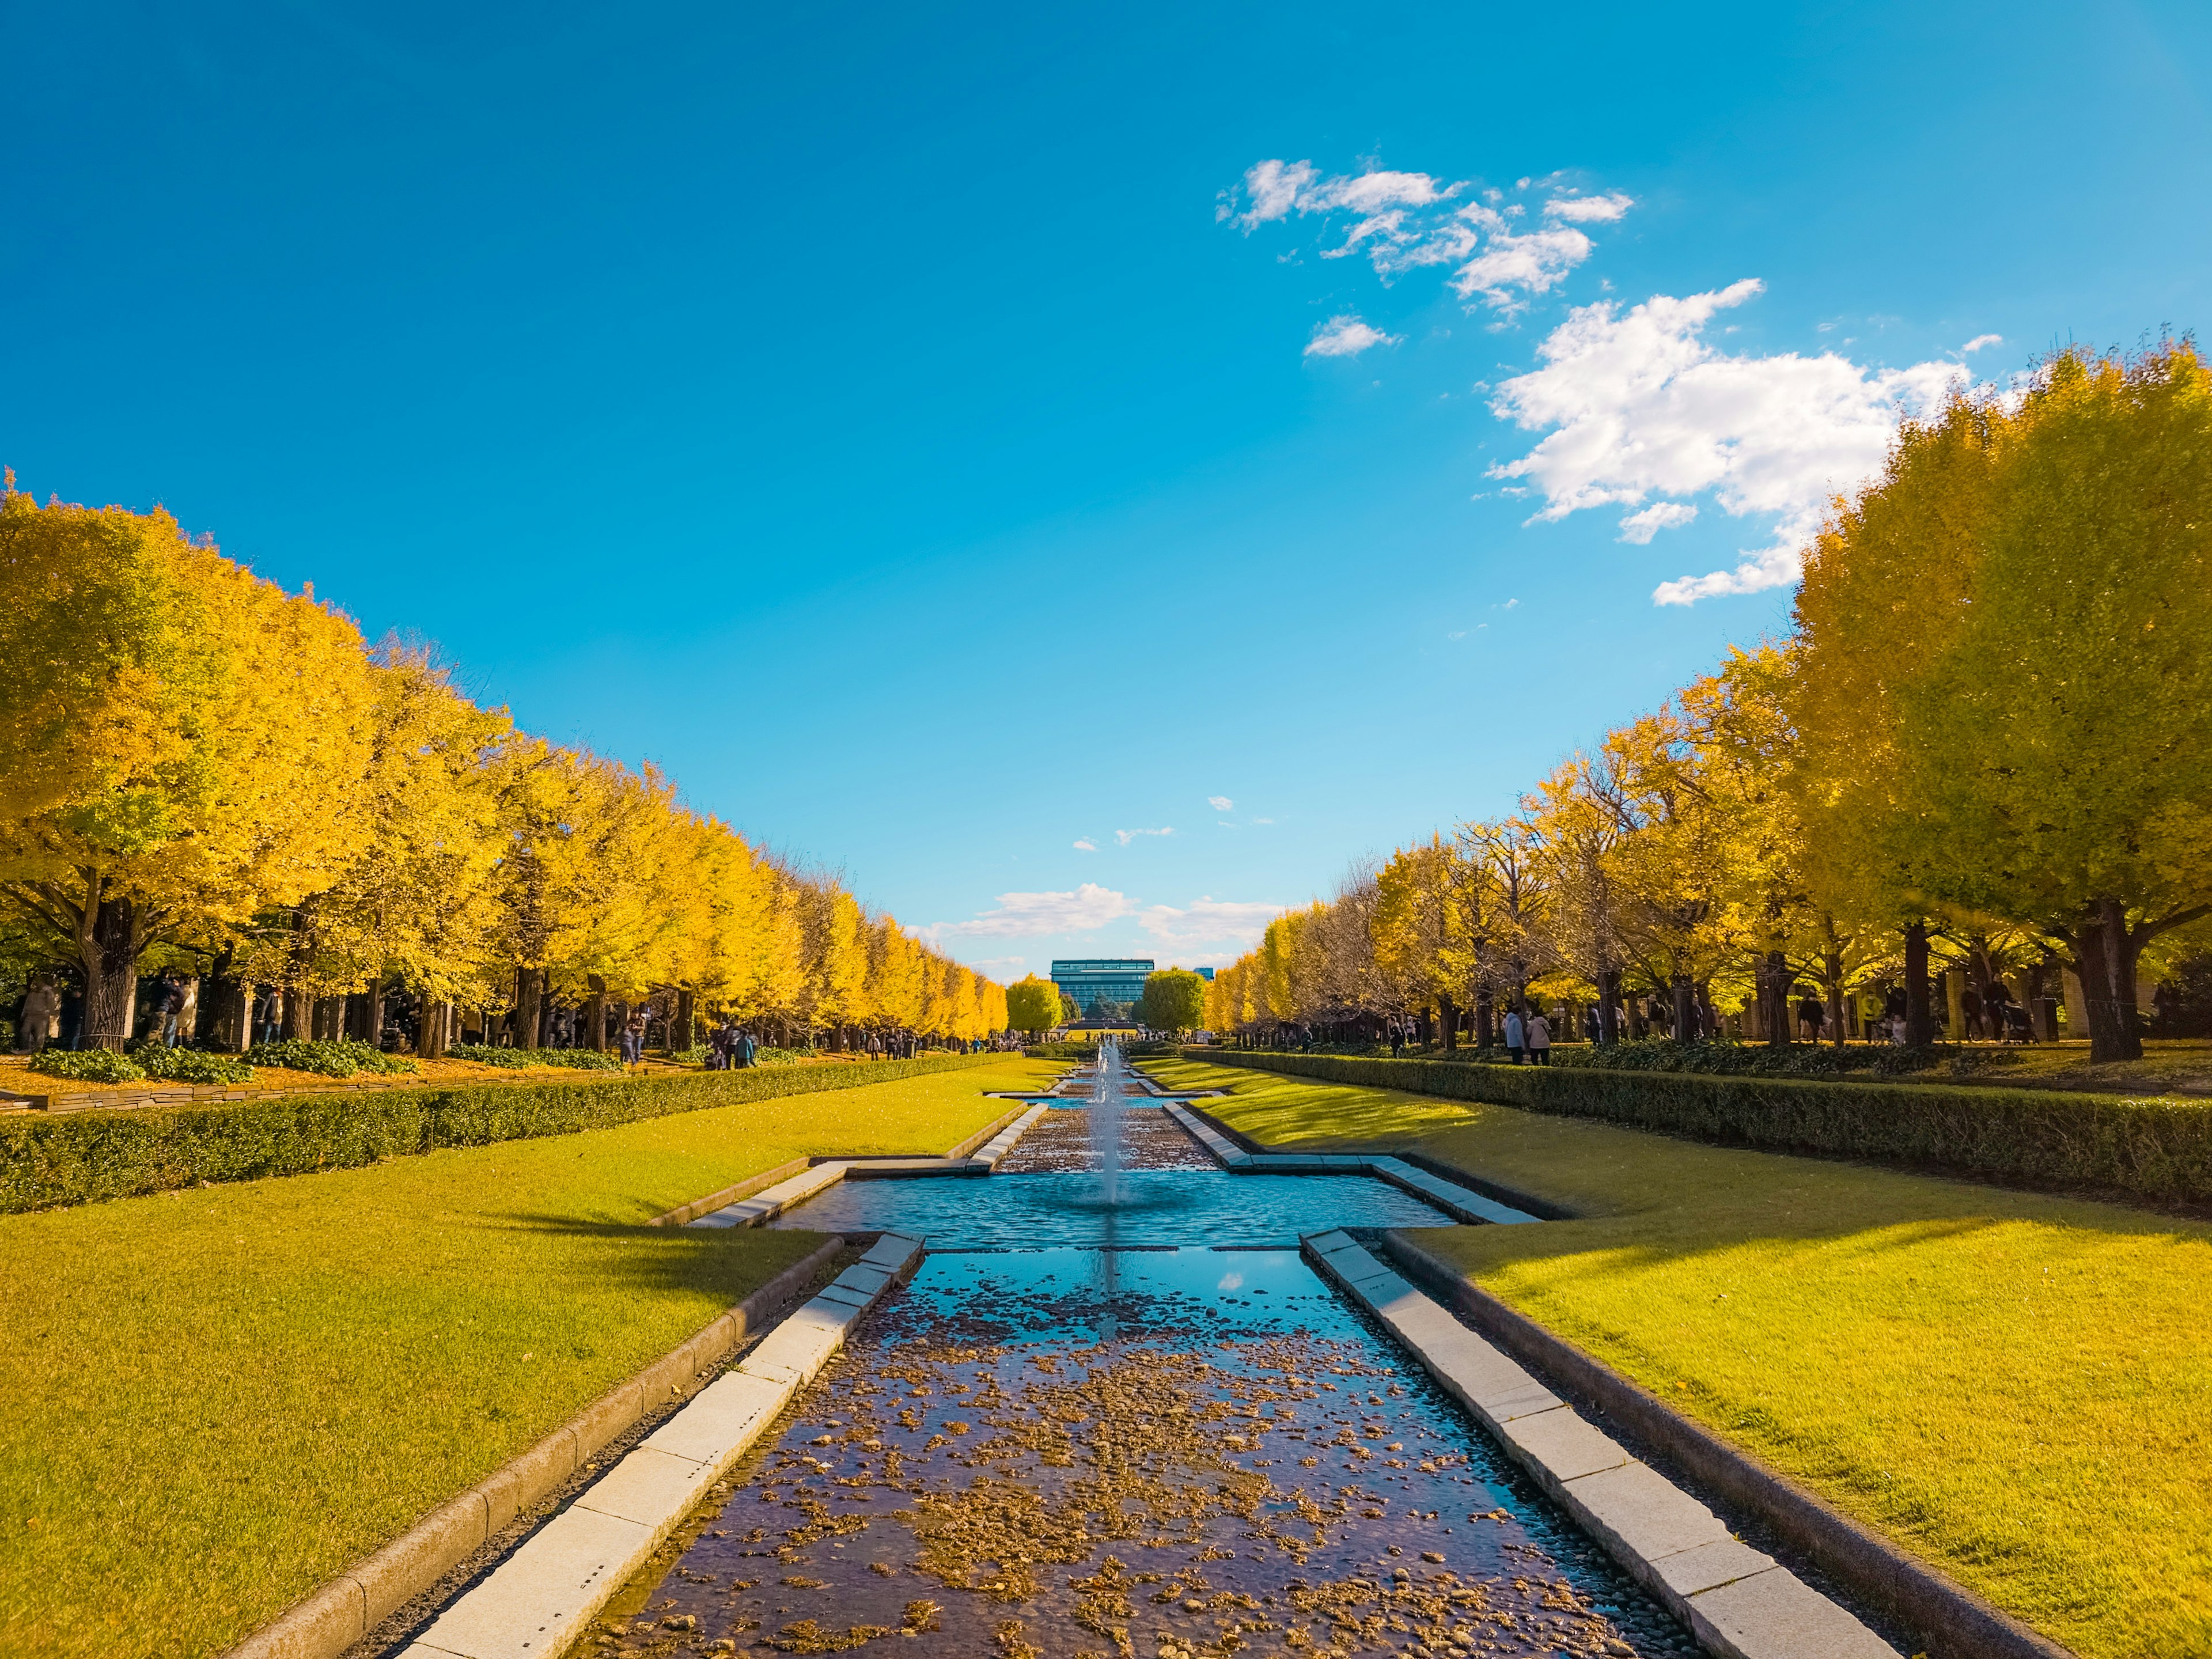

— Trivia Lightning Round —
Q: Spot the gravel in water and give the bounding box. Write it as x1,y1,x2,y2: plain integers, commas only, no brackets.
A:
592,1249,1695,1659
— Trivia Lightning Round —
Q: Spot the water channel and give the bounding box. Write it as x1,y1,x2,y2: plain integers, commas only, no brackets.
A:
590,1044,1698,1659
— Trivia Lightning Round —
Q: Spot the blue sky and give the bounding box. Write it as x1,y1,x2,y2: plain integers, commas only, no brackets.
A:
6,0,2209,983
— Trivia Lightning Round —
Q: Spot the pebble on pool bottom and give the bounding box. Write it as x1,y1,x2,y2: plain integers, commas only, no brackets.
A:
589,1249,1694,1659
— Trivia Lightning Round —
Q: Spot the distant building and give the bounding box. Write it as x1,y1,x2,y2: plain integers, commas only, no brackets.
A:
1049,959,1214,1012
1051,959,1154,1010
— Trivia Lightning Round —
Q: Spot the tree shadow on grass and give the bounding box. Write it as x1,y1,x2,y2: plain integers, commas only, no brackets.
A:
475,1210,835,1302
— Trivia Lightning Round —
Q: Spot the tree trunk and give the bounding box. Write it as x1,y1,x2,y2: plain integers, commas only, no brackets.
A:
1437,991,1459,1052
1596,968,1620,1044
1671,975,1695,1043
78,892,142,1051
675,987,696,1053
1904,924,1934,1047
1474,986,1494,1050
1944,969,1967,1043
1764,949,1789,1048
2067,898,2145,1063
585,975,609,1051
1823,946,1845,1050
513,967,544,1055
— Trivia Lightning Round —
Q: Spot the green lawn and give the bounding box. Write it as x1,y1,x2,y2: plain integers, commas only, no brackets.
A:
0,1057,1057,1659
1147,1056,2212,1659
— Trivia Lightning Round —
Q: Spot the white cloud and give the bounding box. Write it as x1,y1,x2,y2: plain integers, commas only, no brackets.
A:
970,955,1027,975
1618,502,1698,543
1487,279,1971,604
1305,315,1400,358
1072,838,1097,852
1114,827,1173,845
1253,816,1274,824
1960,333,2003,355
937,883,1134,938
1225,159,1629,316
1136,896,1283,957
1545,191,1635,224
1206,796,1233,812
1448,221,1593,312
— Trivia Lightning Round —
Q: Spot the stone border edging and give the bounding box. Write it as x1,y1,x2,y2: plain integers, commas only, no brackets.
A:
1158,1100,1540,1226
645,1158,810,1228
1378,1231,2077,1659
680,1106,1050,1230
395,1232,927,1659
1305,1231,1900,1659
220,1237,849,1659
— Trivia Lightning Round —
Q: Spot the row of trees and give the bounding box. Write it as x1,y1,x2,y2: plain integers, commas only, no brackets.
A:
0,481,1006,1052
1206,344,2212,1063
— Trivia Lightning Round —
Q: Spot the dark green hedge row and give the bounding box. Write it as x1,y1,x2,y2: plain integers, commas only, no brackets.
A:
0,1052,1001,1215
1188,1048,2212,1205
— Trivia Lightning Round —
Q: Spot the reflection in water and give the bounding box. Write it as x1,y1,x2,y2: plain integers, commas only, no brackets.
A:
595,1250,1695,1658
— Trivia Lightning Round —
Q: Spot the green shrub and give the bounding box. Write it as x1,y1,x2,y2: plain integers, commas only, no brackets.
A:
241,1039,416,1078
0,1050,1003,1214
28,1049,146,1084
446,1043,624,1073
137,1047,255,1085
1190,1048,2212,1205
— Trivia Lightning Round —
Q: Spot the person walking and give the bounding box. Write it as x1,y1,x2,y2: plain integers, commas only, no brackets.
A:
1527,1010,1552,1065
1796,992,1825,1042
18,978,59,1054
622,1009,646,1066
739,1028,757,1068
256,986,283,1046
1503,1006,1526,1064
155,971,187,1047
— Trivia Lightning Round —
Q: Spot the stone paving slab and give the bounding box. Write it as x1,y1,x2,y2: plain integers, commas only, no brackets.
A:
1653,1539,1781,1600
397,1503,650,1659
1684,1565,1904,1659
574,1447,721,1535
1560,1458,1733,1563
1499,1404,1636,1488
641,1372,789,1465
1302,1232,1900,1659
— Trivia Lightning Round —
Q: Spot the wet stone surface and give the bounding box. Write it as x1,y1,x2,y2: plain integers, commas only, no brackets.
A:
595,1249,1695,1659
997,1107,1215,1175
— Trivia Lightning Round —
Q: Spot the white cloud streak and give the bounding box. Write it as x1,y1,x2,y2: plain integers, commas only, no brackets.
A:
1617,502,1698,543
1305,315,1400,358
936,884,1133,938
1225,160,1633,316
1072,838,1097,851
1206,796,1233,812
1960,333,2003,355
1114,827,1174,845
1488,279,1971,603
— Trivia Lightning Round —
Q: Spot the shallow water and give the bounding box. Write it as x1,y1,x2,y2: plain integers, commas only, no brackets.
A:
592,1052,1698,1657
766,1167,1455,1250
593,1248,1695,1658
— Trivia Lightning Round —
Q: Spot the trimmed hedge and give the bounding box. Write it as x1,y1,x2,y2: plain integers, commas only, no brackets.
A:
1188,1048,2212,1206
0,1051,1002,1215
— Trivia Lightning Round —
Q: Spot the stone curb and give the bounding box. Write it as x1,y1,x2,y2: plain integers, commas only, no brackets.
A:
1142,1074,1573,1222
642,1101,1037,1229
393,1232,926,1659
1301,1231,1902,1659
1158,1101,1541,1226
218,1237,848,1659
1377,1232,2078,1659
681,1107,1050,1229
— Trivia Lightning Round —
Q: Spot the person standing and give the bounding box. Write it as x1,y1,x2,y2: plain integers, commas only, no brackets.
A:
1797,993,1825,1042
739,1028,757,1068
1503,1006,1526,1064
256,986,284,1046
1527,1010,1552,1065
156,971,187,1047
622,1009,646,1065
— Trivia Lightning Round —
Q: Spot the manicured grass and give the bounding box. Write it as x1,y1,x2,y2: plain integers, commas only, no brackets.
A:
0,1057,1058,1659
1147,1056,2212,1659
